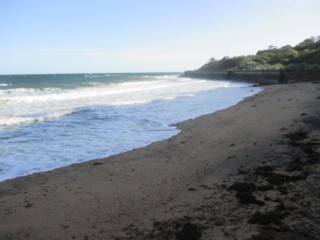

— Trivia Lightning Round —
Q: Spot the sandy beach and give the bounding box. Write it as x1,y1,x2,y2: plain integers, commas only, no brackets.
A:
0,82,319,240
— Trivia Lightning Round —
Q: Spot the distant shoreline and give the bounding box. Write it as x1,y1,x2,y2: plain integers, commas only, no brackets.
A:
183,69,280,85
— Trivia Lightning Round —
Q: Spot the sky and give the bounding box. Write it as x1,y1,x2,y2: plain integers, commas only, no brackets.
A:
0,0,319,74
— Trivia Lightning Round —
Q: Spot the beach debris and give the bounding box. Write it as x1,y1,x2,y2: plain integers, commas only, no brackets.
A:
175,222,202,240
304,116,320,128
92,162,104,166
60,225,69,229
229,182,264,205
24,202,33,208
254,166,275,177
266,171,307,185
117,217,202,240
286,159,304,171
253,164,307,185
248,208,286,225
250,226,309,240
285,130,308,141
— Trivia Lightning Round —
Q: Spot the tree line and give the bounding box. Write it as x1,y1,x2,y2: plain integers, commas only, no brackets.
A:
198,36,320,72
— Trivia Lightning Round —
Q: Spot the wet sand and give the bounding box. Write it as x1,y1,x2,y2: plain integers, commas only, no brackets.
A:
0,82,319,240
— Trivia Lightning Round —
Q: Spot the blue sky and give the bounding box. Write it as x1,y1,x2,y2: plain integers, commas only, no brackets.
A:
0,0,319,74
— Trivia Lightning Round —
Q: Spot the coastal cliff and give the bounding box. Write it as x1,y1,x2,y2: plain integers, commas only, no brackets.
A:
183,36,320,84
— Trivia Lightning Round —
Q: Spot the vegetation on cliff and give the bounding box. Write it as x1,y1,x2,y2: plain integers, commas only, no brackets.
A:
198,36,320,73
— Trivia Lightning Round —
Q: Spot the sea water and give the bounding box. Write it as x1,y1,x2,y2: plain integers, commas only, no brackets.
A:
0,73,260,181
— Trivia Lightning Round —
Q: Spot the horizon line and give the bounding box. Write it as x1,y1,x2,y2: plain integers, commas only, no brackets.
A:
0,71,184,76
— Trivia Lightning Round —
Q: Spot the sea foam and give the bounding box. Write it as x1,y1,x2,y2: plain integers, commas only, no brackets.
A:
0,76,229,127
0,73,260,181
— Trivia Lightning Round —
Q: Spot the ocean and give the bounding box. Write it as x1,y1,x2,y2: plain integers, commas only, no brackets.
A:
0,73,261,181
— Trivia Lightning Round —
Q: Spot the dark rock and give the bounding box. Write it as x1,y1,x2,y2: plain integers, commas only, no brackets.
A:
175,223,201,240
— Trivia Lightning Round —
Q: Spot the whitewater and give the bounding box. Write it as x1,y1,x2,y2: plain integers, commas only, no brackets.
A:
0,73,260,181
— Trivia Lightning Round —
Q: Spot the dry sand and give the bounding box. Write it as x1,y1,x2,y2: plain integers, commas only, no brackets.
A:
0,82,319,240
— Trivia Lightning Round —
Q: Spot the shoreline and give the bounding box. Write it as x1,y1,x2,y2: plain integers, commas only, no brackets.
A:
0,82,319,239
0,75,257,183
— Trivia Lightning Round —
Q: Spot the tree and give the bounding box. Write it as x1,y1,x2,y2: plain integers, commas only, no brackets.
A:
281,45,292,51
268,45,277,50
297,37,316,48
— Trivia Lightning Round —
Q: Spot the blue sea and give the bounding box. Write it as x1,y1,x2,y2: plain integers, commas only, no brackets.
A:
0,73,260,181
